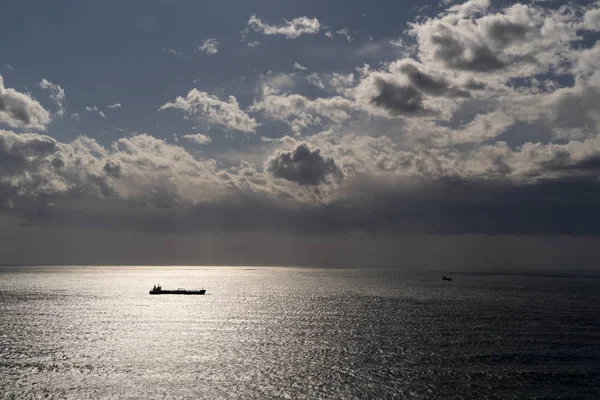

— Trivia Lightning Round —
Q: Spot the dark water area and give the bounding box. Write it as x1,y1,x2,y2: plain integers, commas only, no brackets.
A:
1,266,599,399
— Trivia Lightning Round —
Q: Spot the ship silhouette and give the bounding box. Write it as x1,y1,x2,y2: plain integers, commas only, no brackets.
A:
149,284,206,295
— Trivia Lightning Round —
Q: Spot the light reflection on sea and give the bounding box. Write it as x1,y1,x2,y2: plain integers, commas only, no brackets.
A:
0,266,599,399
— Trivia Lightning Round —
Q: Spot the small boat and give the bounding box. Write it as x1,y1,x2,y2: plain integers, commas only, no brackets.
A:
149,284,206,295
442,276,452,281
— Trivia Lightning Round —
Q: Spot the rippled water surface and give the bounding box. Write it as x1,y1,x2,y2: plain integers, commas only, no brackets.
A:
1,266,599,399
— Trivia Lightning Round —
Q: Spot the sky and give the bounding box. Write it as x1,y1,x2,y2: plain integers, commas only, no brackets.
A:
2,0,600,267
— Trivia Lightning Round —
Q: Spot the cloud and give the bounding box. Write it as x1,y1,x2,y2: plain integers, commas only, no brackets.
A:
302,72,355,94
5,0,600,242
162,47,182,57
306,73,325,89
409,2,579,78
49,133,229,204
159,89,258,133
85,105,107,119
370,78,428,116
103,159,122,177
579,7,600,31
390,38,404,47
38,79,65,117
108,103,121,109
183,133,212,145
293,62,307,71
6,125,600,236
263,72,296,92
250,86,355,133
395,62,470,98
198,38,219,55
0,75,51,130
0,129,58,172
335,28,353,42
266,143,342,185
353,71,431,118
351,58,488,121
403,110,515,146
0,129,67,198
247,15,321,39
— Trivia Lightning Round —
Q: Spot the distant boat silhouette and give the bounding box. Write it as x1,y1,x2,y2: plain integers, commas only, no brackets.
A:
149,284,206,295
442,276,452,281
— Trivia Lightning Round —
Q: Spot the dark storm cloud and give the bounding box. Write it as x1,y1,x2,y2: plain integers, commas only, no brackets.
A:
8,176,600,237
266,143,342,185
336,178,600,235
430,34,506,72
103,159,122,177
464,78,487,90
484,19,531,47
50,154,65,168
371,78,428,116
399,63,471,98
542,152,600,178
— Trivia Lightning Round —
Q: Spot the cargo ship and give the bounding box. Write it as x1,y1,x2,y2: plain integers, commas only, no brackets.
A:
149,284,206,295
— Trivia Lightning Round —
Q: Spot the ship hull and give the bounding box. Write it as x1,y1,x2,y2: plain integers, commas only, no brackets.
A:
149,290,206,295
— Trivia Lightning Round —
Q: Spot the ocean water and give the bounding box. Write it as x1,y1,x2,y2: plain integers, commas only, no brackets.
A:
0,266,598,399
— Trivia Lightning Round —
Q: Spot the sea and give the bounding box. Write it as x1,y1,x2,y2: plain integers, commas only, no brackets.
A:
0,266,598,399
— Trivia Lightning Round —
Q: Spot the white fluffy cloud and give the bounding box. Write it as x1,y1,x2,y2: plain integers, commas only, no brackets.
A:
159,89,258,133
5,126,600,203
250,86,355,134
409,1,579,80
183,133,212,145
580,7,600,31
0,76,51,130
108,103,121,109
247,15,321,39
0,130,343,207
